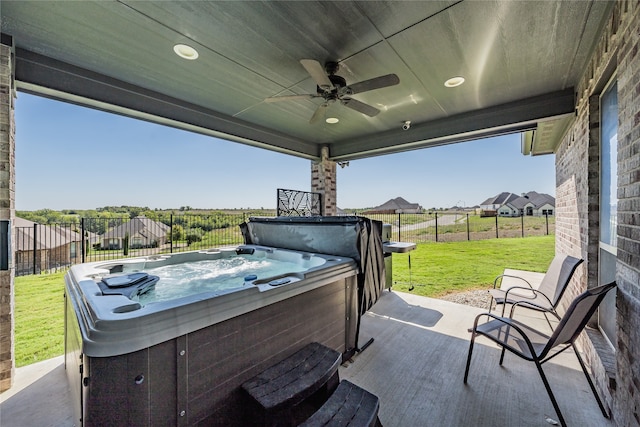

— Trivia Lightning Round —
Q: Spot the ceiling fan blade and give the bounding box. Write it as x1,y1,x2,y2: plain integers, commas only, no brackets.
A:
265,94,317,103
345,74,400,95
300,59,334,91
309,103,329,124
341,98,380,117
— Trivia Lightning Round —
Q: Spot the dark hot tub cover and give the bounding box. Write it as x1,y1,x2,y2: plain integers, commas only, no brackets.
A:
240,216,385,315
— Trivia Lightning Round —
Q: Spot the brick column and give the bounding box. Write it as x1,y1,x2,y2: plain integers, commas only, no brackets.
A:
310,146,337,216
0,40,16,392
613,2,640,424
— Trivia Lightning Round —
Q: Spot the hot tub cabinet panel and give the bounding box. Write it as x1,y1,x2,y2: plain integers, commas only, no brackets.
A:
64,247,359,426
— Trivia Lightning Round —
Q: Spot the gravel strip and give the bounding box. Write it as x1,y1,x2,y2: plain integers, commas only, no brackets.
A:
438,289,492,310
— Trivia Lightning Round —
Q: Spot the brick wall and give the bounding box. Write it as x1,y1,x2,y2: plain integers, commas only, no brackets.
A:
555,1,640,425
310,147,337,216
0,41,15,393
614,0,640,424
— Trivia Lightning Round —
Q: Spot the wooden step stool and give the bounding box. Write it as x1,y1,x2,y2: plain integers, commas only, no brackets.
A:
242,342,342,426
300,380,381,427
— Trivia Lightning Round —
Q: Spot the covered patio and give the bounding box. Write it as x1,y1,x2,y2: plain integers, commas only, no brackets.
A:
1,291,613,427
2,1,640,425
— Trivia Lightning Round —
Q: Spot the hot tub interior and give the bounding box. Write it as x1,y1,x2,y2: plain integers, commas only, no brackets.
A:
91,246,330,305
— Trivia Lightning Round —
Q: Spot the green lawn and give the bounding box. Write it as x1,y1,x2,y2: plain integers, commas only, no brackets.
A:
14,271,66,367
13,235,554,367
390,235,555,297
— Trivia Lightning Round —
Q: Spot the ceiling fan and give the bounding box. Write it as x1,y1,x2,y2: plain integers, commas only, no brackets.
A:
265,59,400,124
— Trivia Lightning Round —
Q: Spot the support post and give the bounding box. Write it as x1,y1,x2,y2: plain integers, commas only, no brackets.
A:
311,146,337,216
0,38,16,392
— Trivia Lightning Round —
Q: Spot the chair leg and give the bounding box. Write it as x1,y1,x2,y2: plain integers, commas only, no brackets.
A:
500,300,509,317
534,360,567,427
463,333,476,383
487,295,494,313
499,347,507,365
571,343,609,418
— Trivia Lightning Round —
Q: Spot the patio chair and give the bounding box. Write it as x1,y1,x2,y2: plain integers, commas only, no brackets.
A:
464,281,616,427
488,254,583,329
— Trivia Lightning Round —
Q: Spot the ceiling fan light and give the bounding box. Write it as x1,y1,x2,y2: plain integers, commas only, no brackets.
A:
173,44,199,60
326,117,339,124
444,76,465,87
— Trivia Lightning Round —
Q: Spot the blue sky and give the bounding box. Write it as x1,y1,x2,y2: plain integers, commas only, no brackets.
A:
15,93,555,211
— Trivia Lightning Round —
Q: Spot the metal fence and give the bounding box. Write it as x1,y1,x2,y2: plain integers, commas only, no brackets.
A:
14,211,554,276
357,211,555,243
15,213,249,276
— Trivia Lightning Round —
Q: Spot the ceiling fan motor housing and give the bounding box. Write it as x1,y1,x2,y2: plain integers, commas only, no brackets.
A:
324,61,340,74
317,74,347,97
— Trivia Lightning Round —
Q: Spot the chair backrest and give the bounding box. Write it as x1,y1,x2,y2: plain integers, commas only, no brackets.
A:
541,282,617,357
537,254,584,308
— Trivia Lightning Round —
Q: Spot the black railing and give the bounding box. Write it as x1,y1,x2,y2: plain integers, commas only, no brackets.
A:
15,213,250,276
356,211,554,243
14,222,84,276
14,211,554,276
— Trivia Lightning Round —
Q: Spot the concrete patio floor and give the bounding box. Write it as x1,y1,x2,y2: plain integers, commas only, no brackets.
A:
1,291,613,427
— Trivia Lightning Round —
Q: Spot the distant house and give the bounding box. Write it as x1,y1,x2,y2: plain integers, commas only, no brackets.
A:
101,216,170,250
479,191,555,217
363,197,423,214
14,217,83,275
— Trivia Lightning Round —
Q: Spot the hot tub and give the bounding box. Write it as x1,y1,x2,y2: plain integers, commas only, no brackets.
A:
64,245,359,426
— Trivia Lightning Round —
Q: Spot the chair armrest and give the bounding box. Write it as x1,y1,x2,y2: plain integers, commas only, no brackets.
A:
493,274,533,290
509,299,562,320
503,286,554,306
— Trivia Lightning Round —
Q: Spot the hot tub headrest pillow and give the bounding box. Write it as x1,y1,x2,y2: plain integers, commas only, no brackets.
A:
98,272,159,299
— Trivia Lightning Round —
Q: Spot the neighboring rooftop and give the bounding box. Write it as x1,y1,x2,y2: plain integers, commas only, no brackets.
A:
363,197,423,214
480,191,555,209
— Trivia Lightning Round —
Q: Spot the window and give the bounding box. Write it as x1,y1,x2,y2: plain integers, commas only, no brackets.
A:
598,78,617,347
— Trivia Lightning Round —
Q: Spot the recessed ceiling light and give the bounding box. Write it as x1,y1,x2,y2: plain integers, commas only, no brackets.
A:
173,44,199,60
326,117,339,124
444,76,465,87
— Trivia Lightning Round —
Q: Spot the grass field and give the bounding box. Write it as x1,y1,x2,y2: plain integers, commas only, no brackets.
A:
389,235,555,297
13,235,554,367
14,271,66,367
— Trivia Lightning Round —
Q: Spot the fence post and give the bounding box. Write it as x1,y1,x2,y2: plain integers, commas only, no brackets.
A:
170,214,174,253
32,223,37,275
397,213,401,242
545,212,549,235
81,218,86,264
466,214,470,241
495,215,499,239
435,212,438,242
521,213,524,238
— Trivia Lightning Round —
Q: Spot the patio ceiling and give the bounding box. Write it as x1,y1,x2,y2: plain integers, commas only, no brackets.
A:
1,1,611,161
